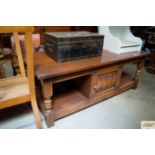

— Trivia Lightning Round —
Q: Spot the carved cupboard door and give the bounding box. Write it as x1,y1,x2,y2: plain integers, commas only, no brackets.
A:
91,66,122,96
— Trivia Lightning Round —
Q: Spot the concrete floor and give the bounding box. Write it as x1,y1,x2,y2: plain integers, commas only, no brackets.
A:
0,65,155,129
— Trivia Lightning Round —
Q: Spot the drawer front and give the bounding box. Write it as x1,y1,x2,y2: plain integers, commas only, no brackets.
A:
92,66,122,96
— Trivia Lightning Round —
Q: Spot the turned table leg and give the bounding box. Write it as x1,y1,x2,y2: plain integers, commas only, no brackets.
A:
41,80,53,109
41,79,55,127
134,60,145,88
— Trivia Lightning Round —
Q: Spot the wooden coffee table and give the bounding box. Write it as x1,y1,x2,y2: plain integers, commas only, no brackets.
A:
34,50,146,127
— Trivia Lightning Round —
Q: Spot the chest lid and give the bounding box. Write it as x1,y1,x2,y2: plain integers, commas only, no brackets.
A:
44,31,104,44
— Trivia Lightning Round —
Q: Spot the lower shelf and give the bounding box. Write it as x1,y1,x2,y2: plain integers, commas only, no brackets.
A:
120,72,136,87
53,88,88,119
52,72,136,120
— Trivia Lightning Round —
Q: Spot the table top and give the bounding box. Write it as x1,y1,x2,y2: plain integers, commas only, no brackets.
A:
34,50,146,80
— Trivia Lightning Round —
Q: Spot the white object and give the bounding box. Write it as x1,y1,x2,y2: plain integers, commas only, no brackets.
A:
98,26,142,54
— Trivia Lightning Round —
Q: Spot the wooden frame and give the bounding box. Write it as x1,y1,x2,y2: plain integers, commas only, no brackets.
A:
34,50,146,127
0,26,42,129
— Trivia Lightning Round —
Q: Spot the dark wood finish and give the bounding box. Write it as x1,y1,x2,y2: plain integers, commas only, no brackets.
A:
44,31,104,62
143,28,155,74
34,50,146,127
147,49,155,74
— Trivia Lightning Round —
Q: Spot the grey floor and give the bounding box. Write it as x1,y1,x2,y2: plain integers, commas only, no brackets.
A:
0,63,155,129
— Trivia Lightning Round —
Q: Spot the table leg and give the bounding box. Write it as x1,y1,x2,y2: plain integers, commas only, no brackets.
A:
40,80,55,127
134,60,145,88
41,80,53,110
